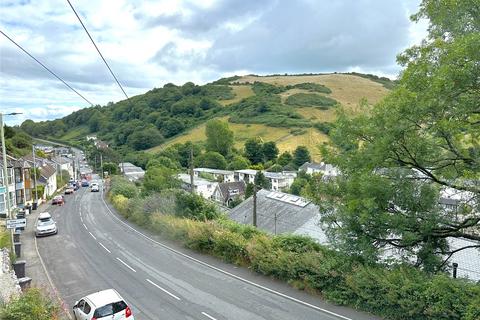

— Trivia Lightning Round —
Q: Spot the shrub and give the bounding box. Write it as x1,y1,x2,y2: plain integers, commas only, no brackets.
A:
286,93,337,107
109,176,138,198
288,82,332,94
175,191,221,221
272,234,321,253
0,288,60,320
212,230,248,264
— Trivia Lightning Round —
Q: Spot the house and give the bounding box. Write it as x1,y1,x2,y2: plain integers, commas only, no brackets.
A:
39,164,57,197
299,162,340,178
264,171,297,191
51,156,74,179
86,135,97,142
0,157,17,218
177,173,218,199
12,158,32,208
193,168,235,182
118,162,145,182
234,169,258,184
229,189,327,241
212,181,246,206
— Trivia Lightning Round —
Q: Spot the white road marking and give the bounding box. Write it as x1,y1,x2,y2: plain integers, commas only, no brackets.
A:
82,223,87,230
89,232,97,240
99,242,111,253
145,279,181,301
201,312,217,320
101,195,353,320
116,257,137,273
80,216,83,222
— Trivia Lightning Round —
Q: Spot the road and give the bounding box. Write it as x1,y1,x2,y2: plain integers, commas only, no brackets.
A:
36,176,379,320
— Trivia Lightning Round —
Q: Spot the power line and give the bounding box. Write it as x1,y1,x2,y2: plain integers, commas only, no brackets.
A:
66,0,129,100
0,29,94,106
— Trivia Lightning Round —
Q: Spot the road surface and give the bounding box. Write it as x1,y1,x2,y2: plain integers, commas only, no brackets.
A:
36,177,379,320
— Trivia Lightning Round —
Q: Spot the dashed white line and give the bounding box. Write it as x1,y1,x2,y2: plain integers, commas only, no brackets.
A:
83,223,87,230
146,279,181,301
201,312,217,320
99,242,111,253
80,216,83,222
116,257,137,273
89,232,97,240
101,189,352,320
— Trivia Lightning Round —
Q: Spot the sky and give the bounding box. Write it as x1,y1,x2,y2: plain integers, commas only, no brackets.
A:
0,0,428,126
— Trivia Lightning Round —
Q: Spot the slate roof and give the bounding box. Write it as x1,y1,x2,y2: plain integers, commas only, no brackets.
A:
299,162,325,171
39,164,56,181
229,189,321,235
216,181,246,202
194,168,234,175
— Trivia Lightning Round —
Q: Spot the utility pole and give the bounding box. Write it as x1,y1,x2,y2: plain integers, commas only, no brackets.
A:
32,145,38,204
253,184,257,227
190,146,194,194
274,211,277,235
100,153,104,181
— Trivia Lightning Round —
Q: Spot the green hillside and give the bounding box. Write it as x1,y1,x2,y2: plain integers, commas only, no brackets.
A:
20,73,393,159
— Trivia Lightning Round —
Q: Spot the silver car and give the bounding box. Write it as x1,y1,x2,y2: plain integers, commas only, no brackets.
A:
35,212,58,237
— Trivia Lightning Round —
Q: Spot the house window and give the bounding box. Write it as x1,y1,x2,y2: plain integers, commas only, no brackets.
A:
25,188,32,202
0,193,5,213
8,169,14,185
16,189,23,205
15,168,22,183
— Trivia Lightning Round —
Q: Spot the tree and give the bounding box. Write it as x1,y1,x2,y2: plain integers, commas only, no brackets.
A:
143,165,180,193
194,151,227,169
262,141,279,162
254,171,270,190
244,138,263,164
312,0,480,272
205,119,234,157
102,162,118,175
293,146,311,168
127,127,164,151
277,151,293,166
227,155,250,170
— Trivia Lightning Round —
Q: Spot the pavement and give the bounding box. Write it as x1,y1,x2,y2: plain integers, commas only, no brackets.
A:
26,175,381,320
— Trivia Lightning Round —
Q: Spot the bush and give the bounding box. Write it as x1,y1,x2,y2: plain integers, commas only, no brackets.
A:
175,192,221,221
286,93,337,107
0,288,60,320
288,82,332,94
109,176,139,199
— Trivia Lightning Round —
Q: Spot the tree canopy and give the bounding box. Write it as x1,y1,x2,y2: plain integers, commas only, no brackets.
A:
313,0,480,272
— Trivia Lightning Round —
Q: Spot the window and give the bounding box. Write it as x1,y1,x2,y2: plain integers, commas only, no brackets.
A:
8,168,14,185
94,303,114,318
15,168,22,183
25,188,31,201
16,190,23,205
82,301,91,314
0,193,5,213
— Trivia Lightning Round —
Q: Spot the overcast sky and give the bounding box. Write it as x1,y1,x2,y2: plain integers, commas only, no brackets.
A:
0,0,427,125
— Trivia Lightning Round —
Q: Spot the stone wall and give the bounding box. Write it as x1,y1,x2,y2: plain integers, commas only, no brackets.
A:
0,248,21,304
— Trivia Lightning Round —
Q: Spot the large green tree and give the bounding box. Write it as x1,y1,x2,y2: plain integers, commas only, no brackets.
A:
244,137,263,164
293,146,311,168
205,119,234,157
312,0,480,272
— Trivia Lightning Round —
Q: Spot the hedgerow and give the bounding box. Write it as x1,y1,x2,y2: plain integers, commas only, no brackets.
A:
107,180,479,320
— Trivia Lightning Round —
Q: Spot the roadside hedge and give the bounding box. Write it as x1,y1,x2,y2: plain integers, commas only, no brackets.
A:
0,288,60,320
108,188,480,320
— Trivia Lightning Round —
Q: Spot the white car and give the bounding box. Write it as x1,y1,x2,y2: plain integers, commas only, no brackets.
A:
35,212,57,237
91,183,99,192
73,289,134,320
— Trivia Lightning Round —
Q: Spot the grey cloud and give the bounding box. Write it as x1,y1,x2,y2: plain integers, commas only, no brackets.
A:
204,0,414,75
144,0,276,35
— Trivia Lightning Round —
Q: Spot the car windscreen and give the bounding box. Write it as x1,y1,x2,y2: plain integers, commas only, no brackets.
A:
38,219,54,226
93,301,127,318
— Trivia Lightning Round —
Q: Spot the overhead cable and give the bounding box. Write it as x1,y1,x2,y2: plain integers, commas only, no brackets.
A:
0,29,94,106
66,0,129,100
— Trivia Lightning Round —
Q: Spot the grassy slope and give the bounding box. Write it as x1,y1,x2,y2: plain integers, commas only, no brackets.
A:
149,74,389,160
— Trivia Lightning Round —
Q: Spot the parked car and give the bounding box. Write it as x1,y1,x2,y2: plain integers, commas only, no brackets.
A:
81,180,89,187
65,187,74,194
91,183,99,192
73,289,134,320
35,212,57,237
52,195,65,205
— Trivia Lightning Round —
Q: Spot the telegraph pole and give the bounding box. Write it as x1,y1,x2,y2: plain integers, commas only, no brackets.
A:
100,153,104,180
32,145,38,204
190,146,194,194
253,184,257,227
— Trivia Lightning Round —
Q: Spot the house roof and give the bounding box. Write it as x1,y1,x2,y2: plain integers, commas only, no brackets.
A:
299,162,325,171
235,169,258,175
216,181,246,202
178,173,216,187
229,189,321,236
194,168,234,175
39,164,56,180
51,156,71,165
